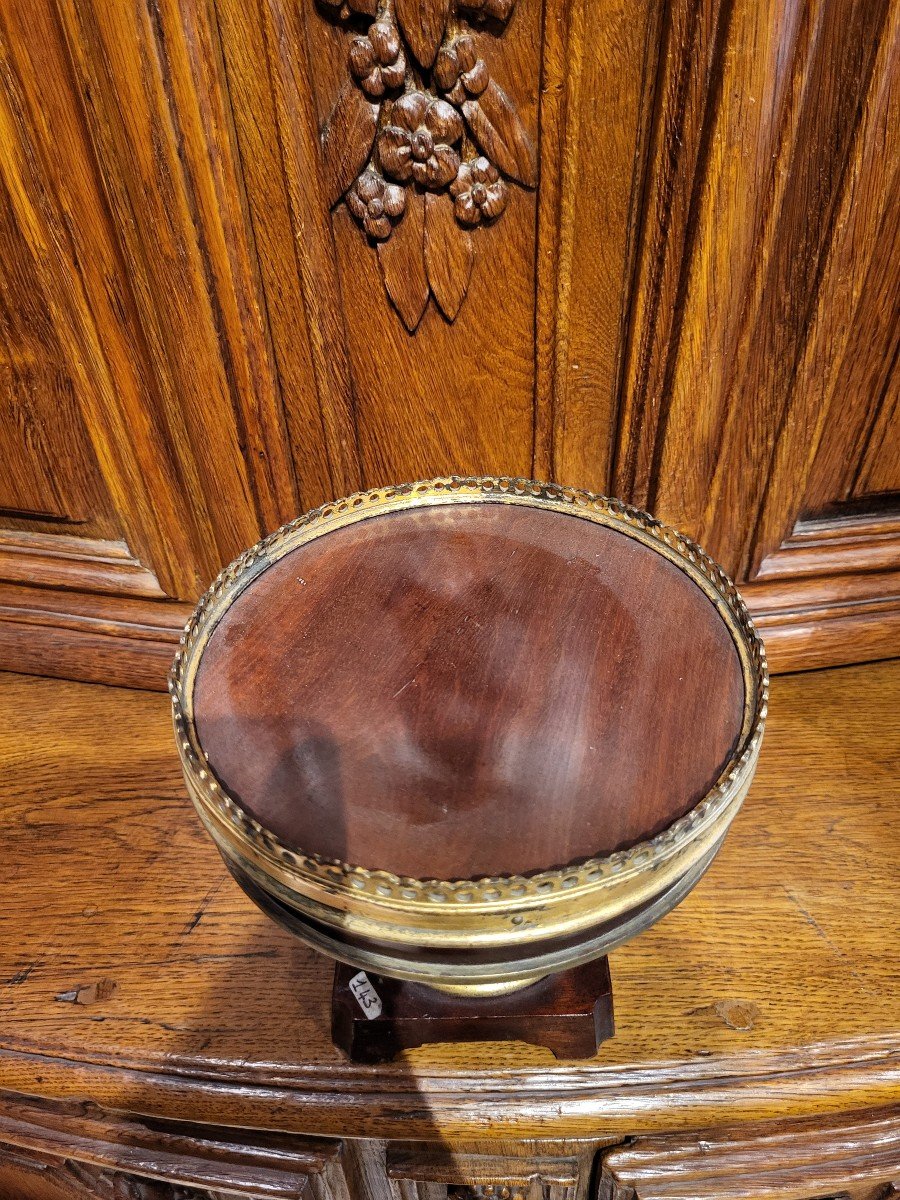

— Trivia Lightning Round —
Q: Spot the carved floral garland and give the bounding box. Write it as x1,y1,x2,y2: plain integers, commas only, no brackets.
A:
317,0,536,329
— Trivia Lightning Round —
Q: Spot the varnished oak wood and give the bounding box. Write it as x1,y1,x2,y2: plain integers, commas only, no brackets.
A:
0,0,898,689
615,0,898,572
0,660,898,1144
0,0,897,1192
613,0,900,670
600,1107,900,1200
193,503,745,878
0,1148,211,1200
0,585,190,691
0,1095,339,1197
385,1143,592,1200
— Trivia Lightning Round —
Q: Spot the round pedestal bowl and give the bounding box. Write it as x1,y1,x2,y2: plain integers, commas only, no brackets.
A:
171,477,767,997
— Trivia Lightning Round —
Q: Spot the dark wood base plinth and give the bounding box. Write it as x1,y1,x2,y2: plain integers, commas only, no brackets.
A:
331,958,614,1063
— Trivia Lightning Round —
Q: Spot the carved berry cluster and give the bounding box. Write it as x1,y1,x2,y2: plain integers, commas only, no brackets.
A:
349,19,406,97
379,92,464,190
336,0,529,235
434,33,489,104
318,0,535,326
346,167,407,237
451,155,507,224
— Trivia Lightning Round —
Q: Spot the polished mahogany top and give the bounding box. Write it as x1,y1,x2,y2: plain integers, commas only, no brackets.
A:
193,502,745,879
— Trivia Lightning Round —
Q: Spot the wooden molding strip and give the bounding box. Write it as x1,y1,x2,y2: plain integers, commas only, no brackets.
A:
602,1105,900,1200
0,1093,338,1197
0,531,167,599
754,511,900,581
387,1149,580,1186
0,1034,897,1143
746,511,900,671
748,600,900,674
0,576,897,688
0,584,187,691
1,507,898,687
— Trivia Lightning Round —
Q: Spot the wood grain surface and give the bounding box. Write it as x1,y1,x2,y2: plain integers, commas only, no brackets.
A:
0,0,897,689
0,659,897,1141
601,1106,900,1200
193,503,744,877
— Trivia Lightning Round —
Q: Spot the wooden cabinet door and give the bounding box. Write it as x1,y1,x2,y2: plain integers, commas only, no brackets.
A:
0,0,897,687
0,0,313,686
613,0,900,671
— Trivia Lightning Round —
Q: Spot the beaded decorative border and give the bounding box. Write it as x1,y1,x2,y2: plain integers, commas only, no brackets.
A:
170,476,768,909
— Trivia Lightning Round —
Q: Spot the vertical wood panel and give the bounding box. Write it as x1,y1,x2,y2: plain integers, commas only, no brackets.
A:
154,0,300,531
688,0,892,574
249,0,364,501
54,0,266,568
612,0,733,511
0,0,203,594
215,0,361,509
534,0,660,491
752,0,900,566
855,354,900,498
610,0,900,667
614,0,895,566
0,174,111,526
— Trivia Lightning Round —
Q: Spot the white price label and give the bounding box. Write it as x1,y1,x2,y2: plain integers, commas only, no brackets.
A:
348,971,383,1019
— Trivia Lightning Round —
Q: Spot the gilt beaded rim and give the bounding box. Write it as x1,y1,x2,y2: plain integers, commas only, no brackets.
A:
170,476,768,906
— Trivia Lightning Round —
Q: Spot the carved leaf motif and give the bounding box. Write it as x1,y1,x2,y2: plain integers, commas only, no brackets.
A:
395,0,450,68
425,191,474,320
377,188,429,331
462,80,537,187
321,83,379,207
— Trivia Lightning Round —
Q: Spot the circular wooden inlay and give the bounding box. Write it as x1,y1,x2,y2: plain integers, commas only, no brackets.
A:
193,502,745,879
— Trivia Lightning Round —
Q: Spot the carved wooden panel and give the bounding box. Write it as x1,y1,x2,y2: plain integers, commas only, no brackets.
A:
0,1092,345,1199
1,0,243,596
0,1144,214,1199
0,0,897,686
386,1146,584,1200
0,0,305,685
0,179,106,527
599,1107,900,1200
315,0,537,328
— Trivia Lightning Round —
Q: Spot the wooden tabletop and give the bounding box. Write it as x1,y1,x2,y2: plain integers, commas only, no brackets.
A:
1,660,898,1142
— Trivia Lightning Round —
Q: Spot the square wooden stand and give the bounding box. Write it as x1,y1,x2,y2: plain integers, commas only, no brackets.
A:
331,957,614,1063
